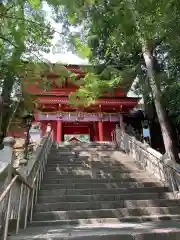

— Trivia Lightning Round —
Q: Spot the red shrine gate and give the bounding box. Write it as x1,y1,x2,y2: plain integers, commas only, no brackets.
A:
27,65,139,142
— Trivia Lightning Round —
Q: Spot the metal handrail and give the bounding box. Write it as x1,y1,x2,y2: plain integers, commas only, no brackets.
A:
0,130,53,239
114,127,180,197
0,176,19,204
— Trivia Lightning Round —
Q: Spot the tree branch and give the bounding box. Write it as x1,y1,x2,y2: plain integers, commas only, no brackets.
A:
0,35,18,48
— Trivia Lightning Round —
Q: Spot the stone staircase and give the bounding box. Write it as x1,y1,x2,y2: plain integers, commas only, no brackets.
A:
8,143,180,239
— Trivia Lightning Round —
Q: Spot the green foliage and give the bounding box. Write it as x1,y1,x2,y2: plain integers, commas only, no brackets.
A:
72,36,91,59
28,0,41,9
54,0,180,124
69,71,122,106
0,0,57,138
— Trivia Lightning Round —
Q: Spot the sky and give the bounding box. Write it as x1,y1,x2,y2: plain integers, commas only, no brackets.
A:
42,3,89,65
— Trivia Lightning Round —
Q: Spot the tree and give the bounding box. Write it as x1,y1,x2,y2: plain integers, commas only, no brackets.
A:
0,0,55,143
53,0,180,163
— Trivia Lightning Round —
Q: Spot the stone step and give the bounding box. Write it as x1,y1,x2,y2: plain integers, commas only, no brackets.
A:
30,215,180,228
46,164,141,170
38,191,172,201
47,156,130,161
47,156,134,160
54,155,128,160
49,152,113,155
43,172,153,180
33,206,180,221
45,166,144,172
12,231,180,240
49,155,114,158
41,176,158,185
42,172,153,179
51,148,120,152
48,159,134,169
49,152,114,155
9,220,180,240
50,149,76,152
47,158,103,161
16,143,180,240
49,154,79,157
9,233,180,240
46,163,138,168
40,183,167,192
34,199,180,212
49,156,115,159
41,179,160,188
49,151,116,156
43,170,152,177
51,150,119,154
47,160,130,164
49,155,138,160
55,145,114,147
56,145,115,148
51,146,115,151
49,153,80,156
50,157,131,161
52,144,114,147
41,177,160,185
46,163,136,168
48,153,90,156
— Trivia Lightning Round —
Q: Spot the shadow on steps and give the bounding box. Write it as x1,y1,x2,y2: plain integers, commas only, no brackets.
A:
7,143,180,239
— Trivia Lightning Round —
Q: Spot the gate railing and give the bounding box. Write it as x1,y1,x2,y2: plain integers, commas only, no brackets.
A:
0,130,53,240
113,127,180,198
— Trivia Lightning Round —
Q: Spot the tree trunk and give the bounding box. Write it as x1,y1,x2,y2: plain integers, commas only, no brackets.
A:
0,74,14,143
142,42,180,163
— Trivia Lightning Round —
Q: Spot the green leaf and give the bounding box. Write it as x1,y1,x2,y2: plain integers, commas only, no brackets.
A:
28,0,41,9
67,15,77,24
72,36,91,59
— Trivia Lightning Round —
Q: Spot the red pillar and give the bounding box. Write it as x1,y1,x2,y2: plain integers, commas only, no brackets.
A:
98,121,103,141
57,120,62,142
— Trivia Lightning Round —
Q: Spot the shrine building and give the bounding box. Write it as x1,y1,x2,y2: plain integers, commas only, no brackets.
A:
28,64,140,142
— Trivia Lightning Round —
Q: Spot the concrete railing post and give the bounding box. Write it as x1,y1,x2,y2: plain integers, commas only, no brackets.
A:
0,137,15,177
0,137,16,234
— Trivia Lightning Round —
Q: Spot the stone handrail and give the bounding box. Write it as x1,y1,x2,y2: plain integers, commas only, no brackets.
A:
0,137,16,192
113,127,180,198
0,130,53,239
17,133,50,179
